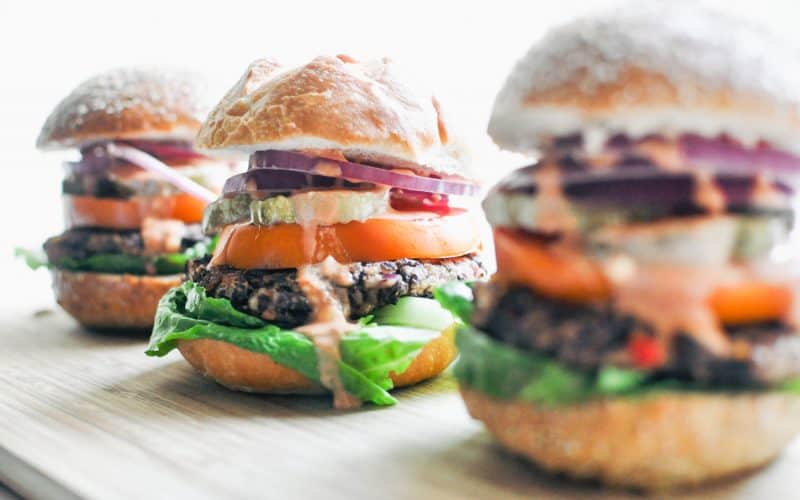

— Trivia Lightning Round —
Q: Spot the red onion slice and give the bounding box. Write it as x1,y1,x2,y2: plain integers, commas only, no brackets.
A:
223,168,375,195
679,135,800,175
250,150,480,197
67,144,114,174
123,140,207,161
104,143,217,203
498,165,792,212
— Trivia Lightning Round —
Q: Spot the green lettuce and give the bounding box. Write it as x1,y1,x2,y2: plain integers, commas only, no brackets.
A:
16,238,216,275
146,281,455,406
14,247,49,270
454,324,650,405
433,281,474,324
436,283,800,406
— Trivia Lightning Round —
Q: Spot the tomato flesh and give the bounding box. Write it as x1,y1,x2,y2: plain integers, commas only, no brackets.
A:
708,283,791,326
494,228,792,325
211,210,481,269
493,228,611,303
63,194,206,230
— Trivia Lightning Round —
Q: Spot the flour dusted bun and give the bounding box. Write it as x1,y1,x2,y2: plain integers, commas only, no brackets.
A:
196,56,469,177
52,270,182,331
177,327,457,393
461,387,800,490
489,3,800,155
37,67,207,150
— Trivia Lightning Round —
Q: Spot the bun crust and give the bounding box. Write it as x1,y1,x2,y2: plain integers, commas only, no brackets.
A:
461,387,800,490
489,3,800,155
52,270,181,331
196,56,468,177
177,326,457,394
37,67,206,150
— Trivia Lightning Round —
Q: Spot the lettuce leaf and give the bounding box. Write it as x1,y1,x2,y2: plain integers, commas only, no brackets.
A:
16,237,217,275
59,254,152,274
147,281,453,406
454,325,655,405
433,281,474,324
437,282,800,405
14,247,49,270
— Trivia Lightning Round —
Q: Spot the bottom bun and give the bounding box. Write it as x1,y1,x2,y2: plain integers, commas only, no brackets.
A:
177,326,457,394
52,269,181,331
461,386,800,490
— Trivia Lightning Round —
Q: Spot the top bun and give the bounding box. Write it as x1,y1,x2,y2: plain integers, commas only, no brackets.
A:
196,56,468,177
37,67,207,150
489,3,800,156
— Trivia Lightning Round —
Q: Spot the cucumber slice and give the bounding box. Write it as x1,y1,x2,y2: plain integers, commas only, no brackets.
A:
371,297,455,332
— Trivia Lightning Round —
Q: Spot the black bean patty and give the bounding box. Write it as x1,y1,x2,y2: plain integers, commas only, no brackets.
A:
474,283,800,387
44,225,207,263
188,255,488,328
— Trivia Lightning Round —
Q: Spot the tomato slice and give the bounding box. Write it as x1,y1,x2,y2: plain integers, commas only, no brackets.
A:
211,210,481,269
494,228,792,325
63,194,206,230
708,283,791,326
169,193,206,223
493,228,611,303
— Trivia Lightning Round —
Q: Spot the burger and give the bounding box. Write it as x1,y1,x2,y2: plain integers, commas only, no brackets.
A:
145,56,487,408
434,5,800,489
30,67,237,330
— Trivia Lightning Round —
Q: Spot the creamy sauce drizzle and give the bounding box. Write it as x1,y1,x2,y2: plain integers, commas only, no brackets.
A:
560,134,686,171
692,170,726,214
532,163,578,233
295,211,360,409
605,259,735,356
511,134,800,357
752,172,784,208
141,217,186,255
296,257,360,410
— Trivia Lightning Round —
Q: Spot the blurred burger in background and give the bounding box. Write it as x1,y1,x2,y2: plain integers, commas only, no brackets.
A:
436,3,800,489
146,56,487,408
28,68,237,330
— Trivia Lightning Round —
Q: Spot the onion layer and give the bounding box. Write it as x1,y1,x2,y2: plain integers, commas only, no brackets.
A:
497,165,792,212
68,141,217,203
222,168,375,196
123,140,206,162
679,135,800,175
249,150,480,197
105,143,216,203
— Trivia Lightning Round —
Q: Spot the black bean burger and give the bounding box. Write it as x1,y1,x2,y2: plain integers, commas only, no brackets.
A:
30,68,236,330
146,56,487,408
435,4,800,489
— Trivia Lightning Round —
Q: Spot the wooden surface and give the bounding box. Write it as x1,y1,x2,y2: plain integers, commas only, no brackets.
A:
1,306,800,500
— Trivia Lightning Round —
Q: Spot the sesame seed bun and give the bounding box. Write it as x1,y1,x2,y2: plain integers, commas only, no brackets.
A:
176,325,457,394
196,56,469,177
37,67,207,150
489,3,800,155
52,270,182,331
461,387,800,490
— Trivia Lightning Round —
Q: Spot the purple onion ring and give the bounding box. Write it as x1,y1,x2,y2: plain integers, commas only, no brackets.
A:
249,150,480,197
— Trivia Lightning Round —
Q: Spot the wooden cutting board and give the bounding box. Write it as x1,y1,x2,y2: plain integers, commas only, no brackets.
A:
1,306,798,499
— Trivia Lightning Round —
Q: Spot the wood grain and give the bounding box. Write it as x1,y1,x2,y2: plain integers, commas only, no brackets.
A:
0,306,799,499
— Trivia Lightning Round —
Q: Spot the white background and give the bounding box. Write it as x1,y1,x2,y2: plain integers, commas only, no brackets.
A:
1,0,799,310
